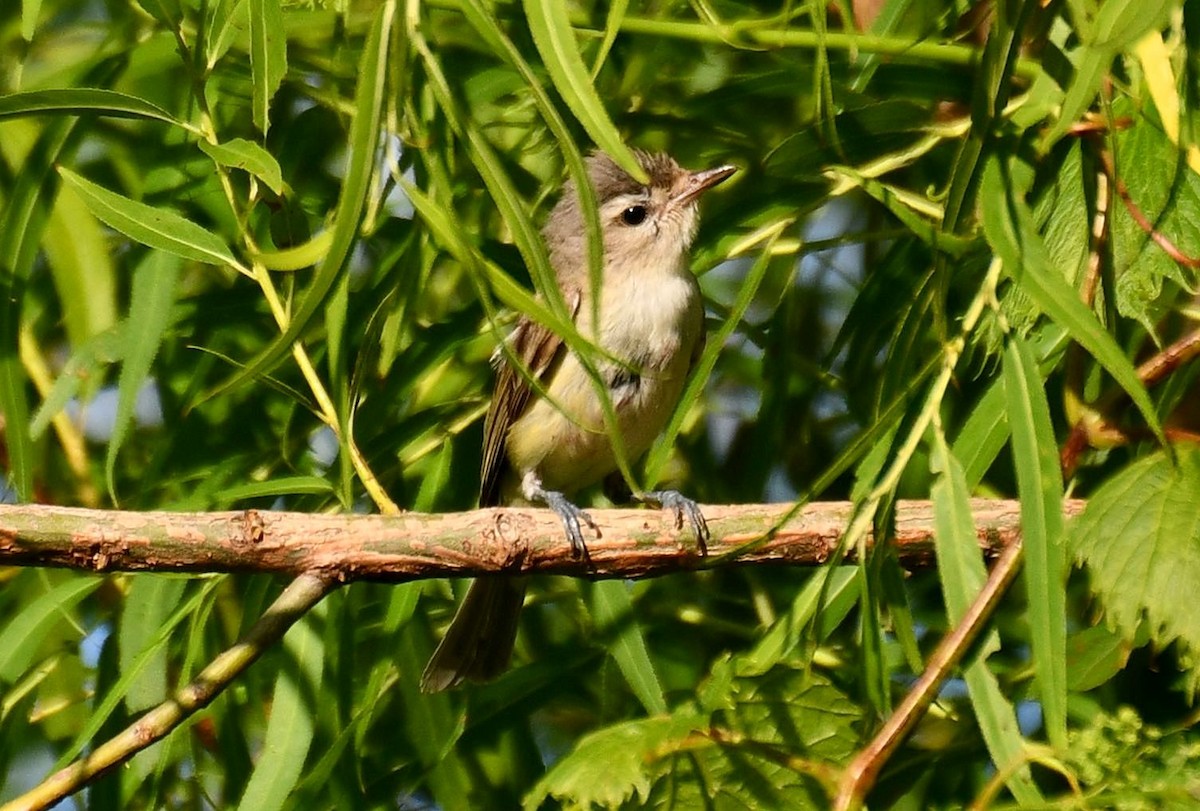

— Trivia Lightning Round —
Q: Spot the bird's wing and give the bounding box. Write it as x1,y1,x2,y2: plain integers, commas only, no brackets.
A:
478,289,581,507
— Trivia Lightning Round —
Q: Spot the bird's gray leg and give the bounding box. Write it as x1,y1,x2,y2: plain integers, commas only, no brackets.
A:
639,490,709,555
521,472,598,559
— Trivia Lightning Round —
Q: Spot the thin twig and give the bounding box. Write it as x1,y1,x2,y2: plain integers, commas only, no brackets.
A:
1,573,336,811
833,537,1026,810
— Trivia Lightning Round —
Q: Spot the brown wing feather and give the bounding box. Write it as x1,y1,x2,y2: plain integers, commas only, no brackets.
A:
478,290,581,507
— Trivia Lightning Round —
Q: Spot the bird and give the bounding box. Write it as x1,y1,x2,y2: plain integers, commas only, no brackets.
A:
420,150,736,692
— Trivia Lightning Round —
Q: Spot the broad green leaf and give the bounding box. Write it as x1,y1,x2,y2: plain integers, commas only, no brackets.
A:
932,433,1041,804
236,603,325,811
980,154,1164,444
522,0,644,182
106,251,180,505
1109,113,1200,327
1070,447,1200,693
0,576,102,683
591,580,666,715
119,576,187,712
1066,623,1133,692
199,138,286,195
524,713,706,810
1045,0,1175,145
0,89,183,128
249,0,287,135
1004,336,1067,749
58,167,243,271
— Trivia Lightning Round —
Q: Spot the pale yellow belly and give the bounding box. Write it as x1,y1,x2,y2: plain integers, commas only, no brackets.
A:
503,347,693,495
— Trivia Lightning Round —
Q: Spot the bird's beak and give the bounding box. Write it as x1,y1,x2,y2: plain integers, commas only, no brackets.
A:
673,164,737,207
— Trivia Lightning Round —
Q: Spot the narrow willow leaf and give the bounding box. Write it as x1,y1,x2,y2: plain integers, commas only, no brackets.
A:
119,576,187,712
980,155,1163,443
52,581,220,768
217,476,335,502
591,581,667,715
252,230,332,271
249,0,287,135
1070,447,1200,693
932,434,1041,804
106,251,181,504
43,180,119,349
207,0,248,68
30,325,125,439
590,0,628,78
199,138,285,195
0,116,75,499
522,0,644,181
741,567,858,674
236,604,325,811
209,0,393,398
21,0,42,41
58,167,242,270
0,88,183,128
1003,336,1067,749
0,577,102,682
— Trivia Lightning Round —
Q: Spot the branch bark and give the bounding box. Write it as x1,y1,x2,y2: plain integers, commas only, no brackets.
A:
0,499,1086,577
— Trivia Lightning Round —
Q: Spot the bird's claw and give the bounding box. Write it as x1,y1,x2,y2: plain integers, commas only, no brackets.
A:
541,489,598,559
641,490,709,556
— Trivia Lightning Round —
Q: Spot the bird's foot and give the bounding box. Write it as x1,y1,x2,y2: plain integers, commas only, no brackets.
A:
534,487,598,559
640,490,709,555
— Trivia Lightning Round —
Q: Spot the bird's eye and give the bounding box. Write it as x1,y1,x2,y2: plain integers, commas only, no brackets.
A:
621,205,648,226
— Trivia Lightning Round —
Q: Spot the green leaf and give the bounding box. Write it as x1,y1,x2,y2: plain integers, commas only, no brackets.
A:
209,0,392,398
0,576,102,683
932,433,1041,804
980,154,1164,444
199,138,286,195
1109,114,1200,327
1004,335,1067,749
58,166,243,271
1067,623,1133,692
51,580,222,769
105,251,180,504
0,116,76,499
524,713,705,810
30,324,125,439
43,179,119,348
236,602,325,811
119,576,187,712
522,0,645,182
217,476,335,502
0,89,183,128
1070,447,1200,693
249,0,287,135
21,0,42,41
1045,0,1175,145
591,580,666,715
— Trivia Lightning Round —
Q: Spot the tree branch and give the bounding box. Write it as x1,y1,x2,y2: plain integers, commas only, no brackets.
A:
0,499,1085,577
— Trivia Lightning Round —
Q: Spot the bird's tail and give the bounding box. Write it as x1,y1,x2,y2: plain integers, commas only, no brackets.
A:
420,576,529,692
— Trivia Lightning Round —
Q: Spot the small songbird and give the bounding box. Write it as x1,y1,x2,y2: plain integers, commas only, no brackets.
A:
420,150,736,692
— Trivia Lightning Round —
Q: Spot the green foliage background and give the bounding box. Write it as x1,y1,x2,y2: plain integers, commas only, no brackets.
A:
2,0,1200,808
